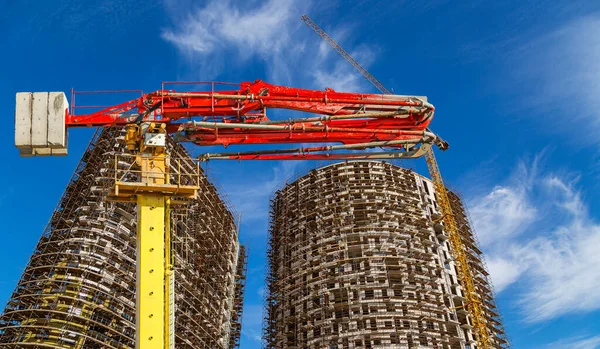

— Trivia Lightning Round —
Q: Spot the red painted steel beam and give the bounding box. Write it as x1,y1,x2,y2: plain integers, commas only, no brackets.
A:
65,80,435,151
66,80,433,124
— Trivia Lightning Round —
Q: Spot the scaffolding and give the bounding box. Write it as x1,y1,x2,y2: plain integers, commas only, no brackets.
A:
228,246,248,349
446,191,510,349
0,127,246,348
265,161,508,349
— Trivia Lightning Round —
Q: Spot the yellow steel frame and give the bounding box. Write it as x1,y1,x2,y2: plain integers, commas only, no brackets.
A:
111,123,198,349
137,194,166,349
165,198,175,348
425,149,492,348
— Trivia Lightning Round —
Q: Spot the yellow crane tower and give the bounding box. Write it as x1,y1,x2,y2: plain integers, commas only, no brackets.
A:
114,124,199,349
300,14,494,349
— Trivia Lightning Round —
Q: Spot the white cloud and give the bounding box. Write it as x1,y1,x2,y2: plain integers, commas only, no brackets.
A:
216,160,304,223
312,44,377,92
485,257,522,292
468,154,600,322
241,304,264,343
469,185,536,246
513,179,600,322
511,16,600,143
161,0,375,91
546,334,600,349
162,0,301,81
468,156,539,247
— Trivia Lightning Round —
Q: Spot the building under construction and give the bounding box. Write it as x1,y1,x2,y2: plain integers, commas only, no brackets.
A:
0,127,247,348
265,161,509,349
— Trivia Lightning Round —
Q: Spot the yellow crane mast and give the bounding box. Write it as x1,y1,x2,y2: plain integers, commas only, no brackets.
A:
425,150,492,348
114,123,199,349
301,14,493,348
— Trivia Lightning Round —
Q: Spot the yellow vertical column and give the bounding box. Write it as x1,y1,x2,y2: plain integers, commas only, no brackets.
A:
137,194,166,349
164,198,174,349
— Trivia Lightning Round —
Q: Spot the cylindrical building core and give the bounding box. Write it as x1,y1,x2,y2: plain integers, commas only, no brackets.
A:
265,161,509,349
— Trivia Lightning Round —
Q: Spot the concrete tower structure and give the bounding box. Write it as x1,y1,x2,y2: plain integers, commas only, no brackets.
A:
265,161,508,349
0,128,247,348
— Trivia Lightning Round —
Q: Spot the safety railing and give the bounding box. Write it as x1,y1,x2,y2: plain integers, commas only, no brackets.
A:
106,152,200,200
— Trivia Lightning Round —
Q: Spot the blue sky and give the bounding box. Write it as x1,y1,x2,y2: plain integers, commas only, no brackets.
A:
1,0,600,348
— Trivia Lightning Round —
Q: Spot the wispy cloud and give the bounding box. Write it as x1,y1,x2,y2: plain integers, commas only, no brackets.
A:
469,155,540,247
162,0,302,81
161,0,375,91
217,161,303,223
312,43,377,92
546,334,600,349
468,154,600,322
484,257,522,293
469,185,537,247
513,177,600,322
508,15,600,144
240,304,264,343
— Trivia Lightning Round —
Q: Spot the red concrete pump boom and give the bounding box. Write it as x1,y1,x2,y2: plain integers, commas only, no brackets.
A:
17,80,437,160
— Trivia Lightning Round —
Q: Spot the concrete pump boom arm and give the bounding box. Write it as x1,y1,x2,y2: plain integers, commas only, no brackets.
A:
15,80,436,159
